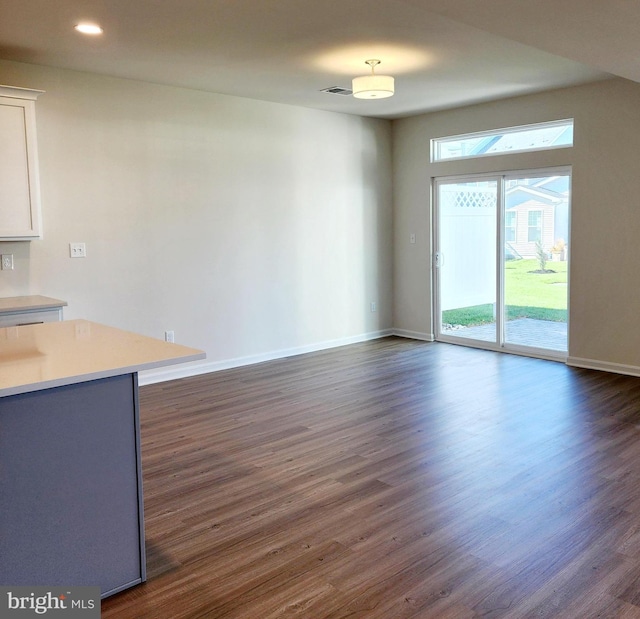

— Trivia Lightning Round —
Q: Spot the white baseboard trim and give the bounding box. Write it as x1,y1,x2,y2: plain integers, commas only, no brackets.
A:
141,335,640,385
567,356,640,378
139,329,395,386
392,329,435,342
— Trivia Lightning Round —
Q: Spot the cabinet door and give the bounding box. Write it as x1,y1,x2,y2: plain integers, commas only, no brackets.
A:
0,90,43,240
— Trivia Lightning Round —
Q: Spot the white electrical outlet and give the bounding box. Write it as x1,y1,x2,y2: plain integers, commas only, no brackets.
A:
165,330,175,343
75,322,91,339
69,242,87,258
370,302,377,312
1,254,14,270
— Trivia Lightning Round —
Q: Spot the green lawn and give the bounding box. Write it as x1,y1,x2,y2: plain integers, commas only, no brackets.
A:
442,259,568,327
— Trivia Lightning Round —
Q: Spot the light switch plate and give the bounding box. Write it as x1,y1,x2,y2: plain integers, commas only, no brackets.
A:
69,242,87,258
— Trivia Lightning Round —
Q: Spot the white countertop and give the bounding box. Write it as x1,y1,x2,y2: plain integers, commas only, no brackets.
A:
0,320,205,397
0,295,67,314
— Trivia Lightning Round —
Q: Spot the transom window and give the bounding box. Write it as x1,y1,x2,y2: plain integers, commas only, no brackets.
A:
431,119,574,162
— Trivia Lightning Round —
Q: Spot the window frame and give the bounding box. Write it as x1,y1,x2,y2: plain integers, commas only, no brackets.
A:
431,119,574,163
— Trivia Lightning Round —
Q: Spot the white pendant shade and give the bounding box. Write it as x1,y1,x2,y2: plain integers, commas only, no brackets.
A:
352,74,395,99
352,59,394,99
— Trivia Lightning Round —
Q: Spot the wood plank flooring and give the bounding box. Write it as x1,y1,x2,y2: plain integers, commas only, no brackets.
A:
101,337,640,618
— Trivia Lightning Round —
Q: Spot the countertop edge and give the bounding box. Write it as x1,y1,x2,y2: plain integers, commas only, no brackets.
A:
0,351,206,398
0,320,207,398
0,296,68,314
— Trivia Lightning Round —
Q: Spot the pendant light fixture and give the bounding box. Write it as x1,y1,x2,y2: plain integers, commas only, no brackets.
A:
352,59,394,99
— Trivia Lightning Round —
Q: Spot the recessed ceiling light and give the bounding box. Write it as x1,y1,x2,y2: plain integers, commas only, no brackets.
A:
74,23,104,35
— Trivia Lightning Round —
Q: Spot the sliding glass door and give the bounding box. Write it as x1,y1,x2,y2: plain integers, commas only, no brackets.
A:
434,170,569,358
436,179,499,344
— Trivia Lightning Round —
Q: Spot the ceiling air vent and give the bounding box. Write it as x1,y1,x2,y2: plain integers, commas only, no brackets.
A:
320,86,353,96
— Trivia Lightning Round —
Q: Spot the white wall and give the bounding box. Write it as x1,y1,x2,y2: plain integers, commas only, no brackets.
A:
4,60,639,378
393,77,640,374
0,60,393,377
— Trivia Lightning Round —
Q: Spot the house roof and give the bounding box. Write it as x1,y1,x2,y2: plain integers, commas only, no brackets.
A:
506,186,566,205
470,125,573,157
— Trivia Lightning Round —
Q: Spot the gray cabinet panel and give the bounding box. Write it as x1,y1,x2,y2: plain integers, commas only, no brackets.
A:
0,374,145,597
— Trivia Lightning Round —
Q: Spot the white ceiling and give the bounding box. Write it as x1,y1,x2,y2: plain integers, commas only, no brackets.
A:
0,0,633,119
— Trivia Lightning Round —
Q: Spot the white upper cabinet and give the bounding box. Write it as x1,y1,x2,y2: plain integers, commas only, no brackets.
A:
0,85,44,241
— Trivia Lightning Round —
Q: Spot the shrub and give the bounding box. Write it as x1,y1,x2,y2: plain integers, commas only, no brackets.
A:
535,239,547,271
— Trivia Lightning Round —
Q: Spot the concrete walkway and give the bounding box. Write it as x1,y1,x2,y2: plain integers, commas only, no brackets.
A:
442,317,567,351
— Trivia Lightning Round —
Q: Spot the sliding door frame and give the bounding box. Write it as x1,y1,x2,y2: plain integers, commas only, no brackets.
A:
432,167,571,362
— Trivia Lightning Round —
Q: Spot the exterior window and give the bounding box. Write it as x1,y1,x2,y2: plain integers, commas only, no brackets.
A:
528,211,542,242
505,212,516,242
431,119,574,162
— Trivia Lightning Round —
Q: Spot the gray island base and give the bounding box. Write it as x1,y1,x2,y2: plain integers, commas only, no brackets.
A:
0,320,205,597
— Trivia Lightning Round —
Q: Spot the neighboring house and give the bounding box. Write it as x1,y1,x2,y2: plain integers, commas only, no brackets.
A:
466,132,572,261
505,178,569,259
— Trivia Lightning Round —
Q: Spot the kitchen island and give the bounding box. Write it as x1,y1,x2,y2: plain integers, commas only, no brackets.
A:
0,320,205,597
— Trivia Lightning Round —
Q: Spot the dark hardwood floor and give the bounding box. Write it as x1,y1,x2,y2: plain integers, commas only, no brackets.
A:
102,337,640,618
